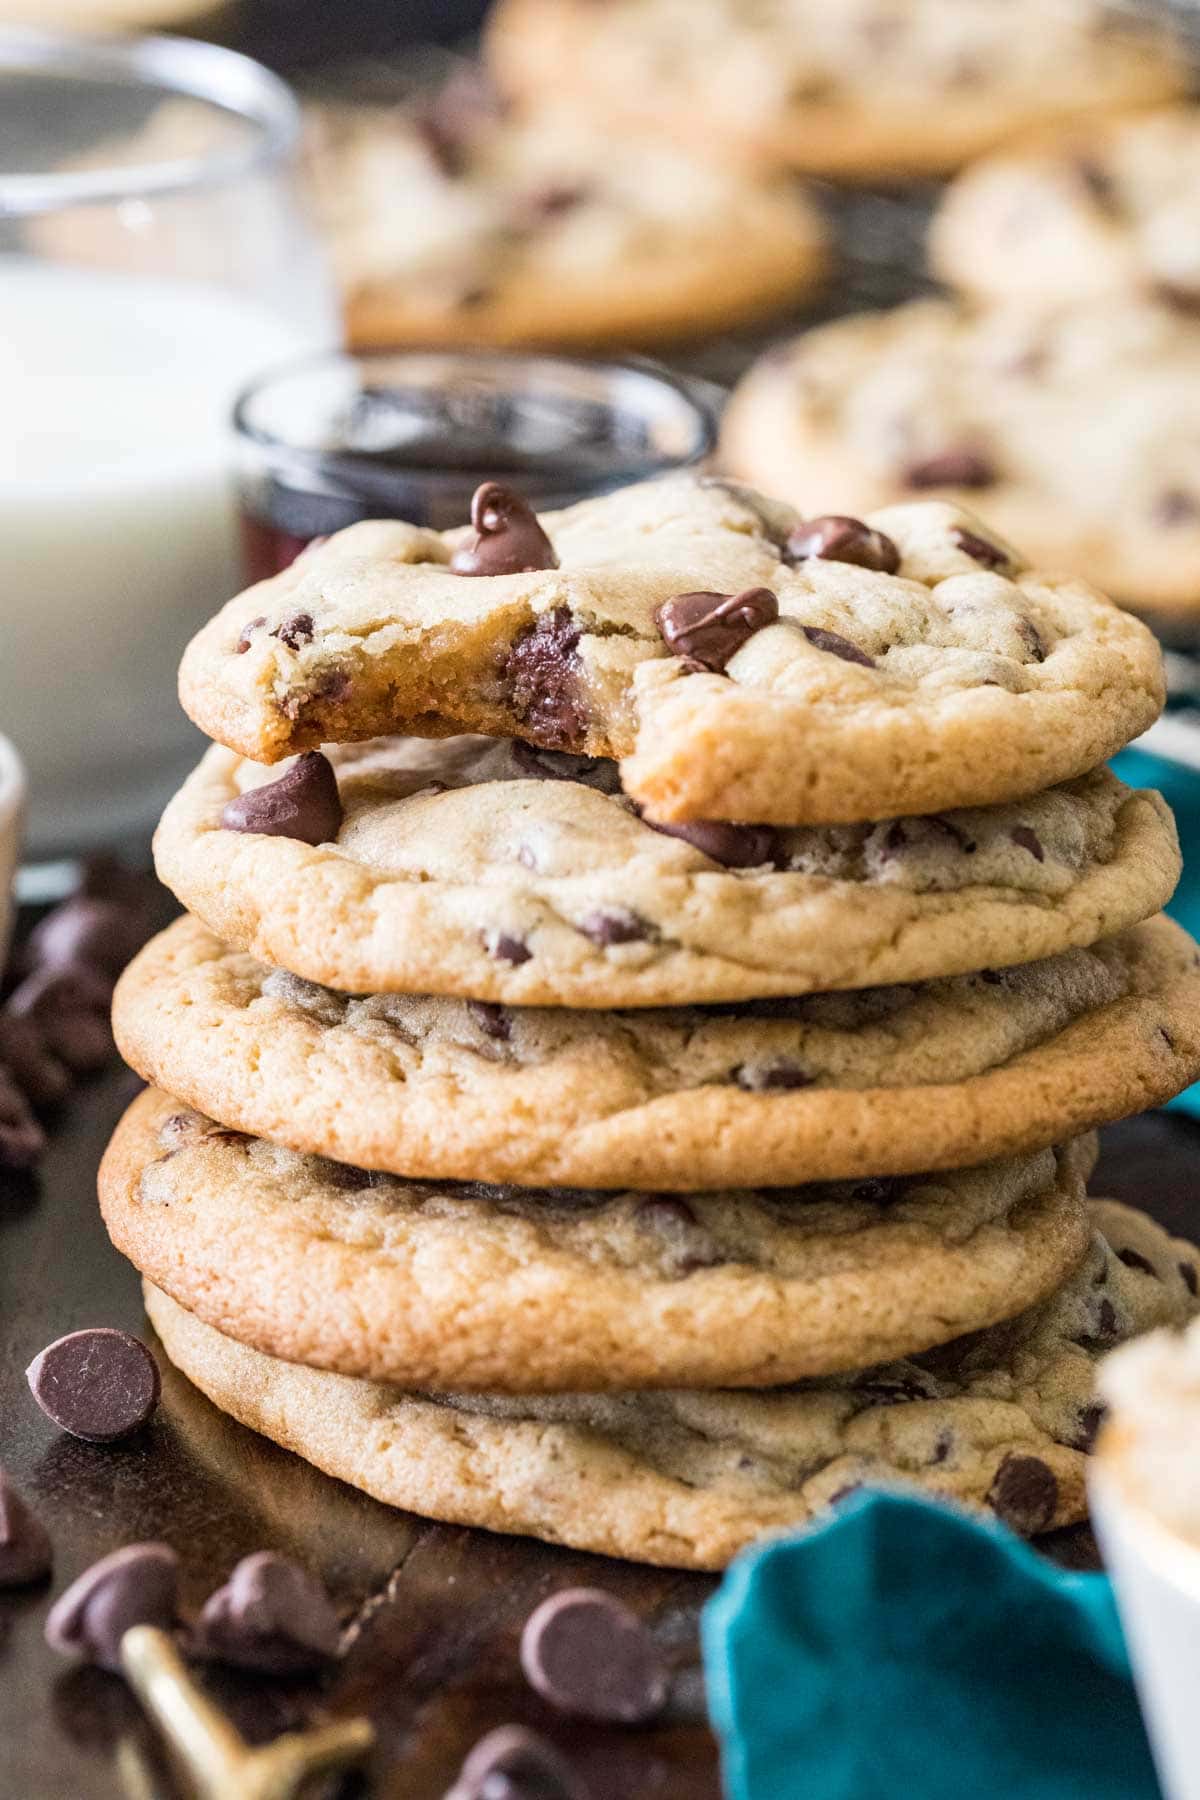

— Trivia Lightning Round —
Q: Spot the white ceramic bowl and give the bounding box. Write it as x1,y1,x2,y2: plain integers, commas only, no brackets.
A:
0,733,26,961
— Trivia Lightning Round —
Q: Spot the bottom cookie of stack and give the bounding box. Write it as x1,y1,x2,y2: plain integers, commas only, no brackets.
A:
143,1198,1198,1572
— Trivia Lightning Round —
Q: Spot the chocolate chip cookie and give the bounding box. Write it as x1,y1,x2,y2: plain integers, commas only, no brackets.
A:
931,108,1200,312
484,0,1185,181
152,738,1178,1006
102,1089,1094,1391
114,914,1200,1190
177,475,1164,824
143,1198,1199,1568
721,300,1200,618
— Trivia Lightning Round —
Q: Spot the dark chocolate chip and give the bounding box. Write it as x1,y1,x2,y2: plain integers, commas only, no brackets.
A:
25,895,148,980
451,481,559,577
236,616,267,653
1015,616,1046,662
0,1012,71,1108
785,515,900,574
220,751,343,846
952,526,1010,569
1010,825,1045,862
445,1724,587,1800
0,1070,46,1170
1181,1261,1198,1297
27,1328,160,1443
1155,489,1200,527
733,1062,814,1091
519,1588,668,1725
1093,1297,1119,1343
577,907,652,947
271,612,315,651
850,1177,899,1204
509,742,621,792
486,931,532,966
633,1196,724,1274
45,1543,179,1672
644,817,779,869
987,1454,1059,1535
501,608,586,750
904,450,996,490
468,1000,511,1041
800,625,876,668
7,962,114,1073
192,1552,340,1674
1116,1246,1158,1277
855,1372,933,1406
655,587,779,672
931,1428,953,1465
0,1469,52,1587
1071,1402,1107,1454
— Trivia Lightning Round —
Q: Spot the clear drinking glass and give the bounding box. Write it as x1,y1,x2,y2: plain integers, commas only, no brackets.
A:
0,29,338,859
234,347,721,581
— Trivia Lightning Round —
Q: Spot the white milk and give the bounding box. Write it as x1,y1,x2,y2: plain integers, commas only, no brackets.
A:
0,260,321,854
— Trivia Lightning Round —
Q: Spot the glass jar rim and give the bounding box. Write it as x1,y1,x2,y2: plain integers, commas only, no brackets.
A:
0,27,300,216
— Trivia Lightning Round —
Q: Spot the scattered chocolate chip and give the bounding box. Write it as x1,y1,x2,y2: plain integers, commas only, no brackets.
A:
952,526,1010,569
1071,1402,1107,1454
235,616,267,653
24,895,148,980
800,625,876,668
1010,826,1045,862
1155,489,1200,527
6,963,113,1073
192,1552,340,1674
987,1454,1059,1535
451,481,559,577
785,515,900,574
0,1013,70,1107
655,587,779,672
644,817,779,869
444,1725,587,1800
520,1588,668,1725
0,1469,52,1587
577,907,652,947
27,1328,160,1443
467,1000,511,1041
501,608,586,750
0,1070,46,1169
1117,1246,1158,1277
220,752,343,846
633,1195,723,1273
271,612,315,651
485,930,532,966
733,1062,814,1091
1181,1261,1198,1297
904,450,996,490
45,1543,179,1673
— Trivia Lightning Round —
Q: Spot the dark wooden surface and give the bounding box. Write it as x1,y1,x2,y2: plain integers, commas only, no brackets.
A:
3,1068,1200,1799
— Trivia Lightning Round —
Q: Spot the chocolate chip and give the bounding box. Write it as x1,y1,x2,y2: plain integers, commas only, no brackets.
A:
25,895,148,979
634,1196,723,1273
445,1725,587,1800
0,1070,46,1169
485,930,532,966
501,608,586,750
904,450,996,490
0,1012,70,1107
1155,489,1200,527
1181,1261,1198,1297
451,481,559,577
785,515,900,574
655,587,779,672
509,742,621,792
855,1372,933,1406
850,1177,899,1204
1093,1297,1119,1343
1010,826,1045,862
520,1588,668,1725
987,1454,1059,1535
931,1429,953,1465
27,1328,160,1443
800,625,876,668
7,963,114,1071
0,1470,52,1587
1015,616,1046,662
271,612,315,651
467,1000,511,1041
1116,1246,1158,1277
318,1159,376,1191
733,1062,814,1091
220,752,343,846
577,907,652,947
236,616,267,653
952,526,1010,569
45,1543,179,1672
1071,1402,1107,1454
192,1552,340,1674
644,817,779,869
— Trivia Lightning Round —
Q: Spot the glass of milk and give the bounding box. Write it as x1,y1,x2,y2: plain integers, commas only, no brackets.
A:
0,28,338,858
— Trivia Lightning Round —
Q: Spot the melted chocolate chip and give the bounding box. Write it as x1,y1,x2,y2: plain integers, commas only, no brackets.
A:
220,751,343,845
733,1062,814,1092
486,930,532,966
27,1328,160,1443
577,907,652,947
192,1552,340,1674
501,608,587,750
904,450,996,490
451,481,559,577
645,817,779,869
520,1588,668,1725
0,1469,52,1588
45,1543,179,1672
952,526,1010,569
655,587,779,672
987,1454,1059,1535
785,515,900,574
509,741,621,792
800,625,876,668
271,612,314,651
1116,1246,1158,1277
467,1000,511,1041
235,616,266,653
633,1196,723,1273
1010,825,1045,862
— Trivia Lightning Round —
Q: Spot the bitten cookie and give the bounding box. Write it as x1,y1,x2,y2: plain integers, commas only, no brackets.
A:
144,1200,1200,1568
152,741,1179,1007
176,475,1164,824
114,915,1200,1190
102,1089,1095,1391
484,0,1186,181
721,300,1200,618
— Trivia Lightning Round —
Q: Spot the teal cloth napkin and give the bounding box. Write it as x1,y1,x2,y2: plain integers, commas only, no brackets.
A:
703,1491,1159,1800
1112,748,1200,1117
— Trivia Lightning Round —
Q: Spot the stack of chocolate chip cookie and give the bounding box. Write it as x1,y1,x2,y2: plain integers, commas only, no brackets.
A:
104,474,1200,1568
